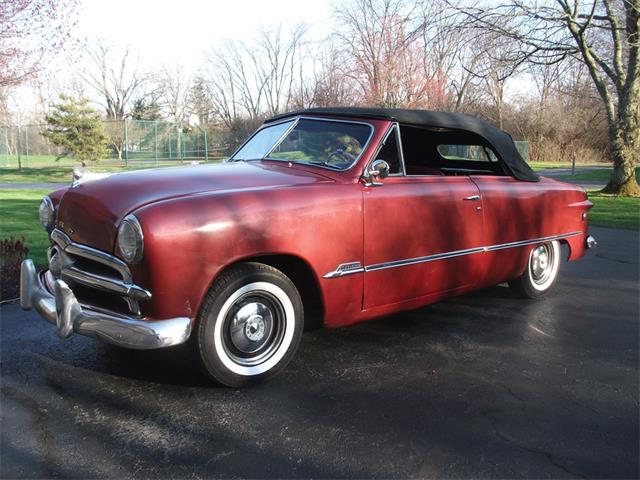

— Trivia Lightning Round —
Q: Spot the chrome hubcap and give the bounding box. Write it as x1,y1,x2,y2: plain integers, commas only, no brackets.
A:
230,302,273,353
223,292,285,366
530,244,554,285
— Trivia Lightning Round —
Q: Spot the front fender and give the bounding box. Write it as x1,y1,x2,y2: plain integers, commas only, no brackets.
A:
132,183,364,323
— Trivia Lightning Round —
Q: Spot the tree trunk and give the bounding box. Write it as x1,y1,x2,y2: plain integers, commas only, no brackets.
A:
602,133,640,196
602,91,640,196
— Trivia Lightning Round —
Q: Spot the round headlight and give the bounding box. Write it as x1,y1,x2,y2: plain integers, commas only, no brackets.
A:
116,215,144,264
39,196,55,231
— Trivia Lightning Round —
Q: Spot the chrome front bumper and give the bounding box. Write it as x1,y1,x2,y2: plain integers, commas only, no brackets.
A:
20,259,192,349
586,235,597,249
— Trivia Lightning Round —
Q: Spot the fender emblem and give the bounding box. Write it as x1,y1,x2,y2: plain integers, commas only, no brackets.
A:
323,262,364,279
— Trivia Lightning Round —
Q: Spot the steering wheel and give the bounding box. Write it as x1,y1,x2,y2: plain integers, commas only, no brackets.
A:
327,149,355,163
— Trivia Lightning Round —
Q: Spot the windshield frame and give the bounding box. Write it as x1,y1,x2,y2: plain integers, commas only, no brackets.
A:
228,115,376,172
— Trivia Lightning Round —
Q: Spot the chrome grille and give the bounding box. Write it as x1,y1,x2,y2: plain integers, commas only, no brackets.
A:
48,229,151,316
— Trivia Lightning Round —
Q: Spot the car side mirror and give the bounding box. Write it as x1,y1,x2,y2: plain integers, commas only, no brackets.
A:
368,159,390,183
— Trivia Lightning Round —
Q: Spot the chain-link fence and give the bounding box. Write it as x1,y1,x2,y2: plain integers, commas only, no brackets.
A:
1,120,529,168
1,119,228,168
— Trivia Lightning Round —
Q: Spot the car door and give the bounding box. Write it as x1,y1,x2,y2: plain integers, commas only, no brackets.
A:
469,175,566,288
362,125,485,309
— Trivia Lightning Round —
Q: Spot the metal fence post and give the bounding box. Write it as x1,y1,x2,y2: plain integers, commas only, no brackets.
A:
17,126,22,170
204,129,208,162
25,127,29,163
124,119,129,166
154,121,158,165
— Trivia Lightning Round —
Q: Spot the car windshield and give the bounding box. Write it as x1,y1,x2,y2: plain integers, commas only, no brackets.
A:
231,118,373,170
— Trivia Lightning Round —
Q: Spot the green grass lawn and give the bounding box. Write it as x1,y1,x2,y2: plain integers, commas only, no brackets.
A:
587,192,640,230
528,161,606,170
556,167,640,183
1,189,52,265
0,160,223,184
1,154,79,168
1,166,76,183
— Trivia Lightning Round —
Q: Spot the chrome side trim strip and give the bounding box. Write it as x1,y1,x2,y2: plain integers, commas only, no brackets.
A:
365,246,486,272
482,231,582,253
366,231,583,272
323,262,365,279
323,231,583,278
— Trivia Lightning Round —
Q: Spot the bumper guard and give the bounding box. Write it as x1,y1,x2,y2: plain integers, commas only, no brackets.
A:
20,259,192,349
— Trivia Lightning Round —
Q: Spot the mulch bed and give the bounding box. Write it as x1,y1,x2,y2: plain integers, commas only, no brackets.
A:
1,267,21,301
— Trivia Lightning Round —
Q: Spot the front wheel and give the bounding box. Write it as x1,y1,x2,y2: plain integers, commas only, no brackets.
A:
509,240,561,299
196,263,304,387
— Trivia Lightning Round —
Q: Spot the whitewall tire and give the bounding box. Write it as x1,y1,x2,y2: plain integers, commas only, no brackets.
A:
196,263,304,387
509,240,561,299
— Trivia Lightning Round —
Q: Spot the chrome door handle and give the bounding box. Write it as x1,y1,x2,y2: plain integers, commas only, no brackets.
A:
463,195,480,201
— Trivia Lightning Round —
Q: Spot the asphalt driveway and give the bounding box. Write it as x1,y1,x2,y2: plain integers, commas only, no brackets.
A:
1,226,638,478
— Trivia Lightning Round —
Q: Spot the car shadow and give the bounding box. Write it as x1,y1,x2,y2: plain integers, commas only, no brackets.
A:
50,283,523,388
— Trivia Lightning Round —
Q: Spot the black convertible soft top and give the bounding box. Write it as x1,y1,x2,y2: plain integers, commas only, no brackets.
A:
266,107,539,182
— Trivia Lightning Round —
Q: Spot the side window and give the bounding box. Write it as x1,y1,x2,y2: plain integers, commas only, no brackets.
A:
485,147,498,162
437,144,496,163
374,127,402,174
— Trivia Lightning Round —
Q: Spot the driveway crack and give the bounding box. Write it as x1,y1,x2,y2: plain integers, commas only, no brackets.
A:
482,410,587,479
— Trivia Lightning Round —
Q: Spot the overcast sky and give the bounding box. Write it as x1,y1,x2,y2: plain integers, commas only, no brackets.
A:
11,0,534,121
75,0,332,71
10,0,334,120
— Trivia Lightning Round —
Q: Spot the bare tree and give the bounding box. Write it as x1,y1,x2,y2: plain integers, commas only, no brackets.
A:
0,86,11,124
255,24,308,115
418,1,471,110
204,24,307,126
451,0,639,196
0,0,77,88
335,0,442,108
156,65,193,159
81,40,146,120
510,58,608,165
189,76,215,125
293,42,359,108
205,40,265,128
157,65,191,121
466,33,523,128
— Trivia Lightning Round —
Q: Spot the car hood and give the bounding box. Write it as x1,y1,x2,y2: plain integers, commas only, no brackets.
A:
56,161,333,252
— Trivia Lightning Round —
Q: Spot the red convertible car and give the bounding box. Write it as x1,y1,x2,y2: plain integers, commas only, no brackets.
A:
21,108,596,387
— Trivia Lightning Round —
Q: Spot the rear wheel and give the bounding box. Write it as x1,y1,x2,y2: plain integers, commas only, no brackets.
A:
196,263,304,387
509,240,561,299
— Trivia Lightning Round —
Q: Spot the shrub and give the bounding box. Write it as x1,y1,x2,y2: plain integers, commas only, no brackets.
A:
0,237,29,301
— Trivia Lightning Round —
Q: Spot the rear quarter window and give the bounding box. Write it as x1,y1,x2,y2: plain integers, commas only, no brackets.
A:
437,144,497,162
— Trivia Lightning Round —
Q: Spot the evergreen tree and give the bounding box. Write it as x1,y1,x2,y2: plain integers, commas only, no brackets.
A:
42,94,109,164
131,97,163,120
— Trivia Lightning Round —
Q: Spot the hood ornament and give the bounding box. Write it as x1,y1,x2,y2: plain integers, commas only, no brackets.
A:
72,167,112,188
